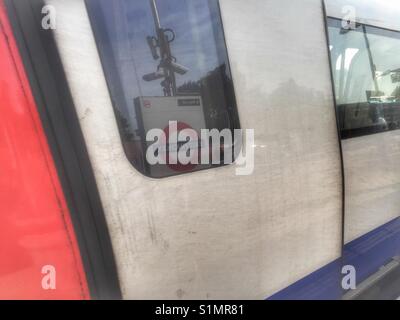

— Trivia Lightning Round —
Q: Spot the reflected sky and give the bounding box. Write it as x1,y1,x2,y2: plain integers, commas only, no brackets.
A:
325,0,400,31
97,0,229,124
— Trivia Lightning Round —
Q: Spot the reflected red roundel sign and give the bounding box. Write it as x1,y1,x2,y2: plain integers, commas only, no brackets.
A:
163,122,199,172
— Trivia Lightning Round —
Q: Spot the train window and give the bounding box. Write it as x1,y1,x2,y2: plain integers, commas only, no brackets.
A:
86,0,240,178
327,18,400,139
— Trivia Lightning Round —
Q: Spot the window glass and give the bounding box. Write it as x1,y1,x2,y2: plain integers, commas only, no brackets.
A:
86,0,240,178
327,18,400,138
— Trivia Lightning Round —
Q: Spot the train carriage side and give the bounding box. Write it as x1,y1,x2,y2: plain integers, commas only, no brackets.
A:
44,0,343,299
13,0,400,299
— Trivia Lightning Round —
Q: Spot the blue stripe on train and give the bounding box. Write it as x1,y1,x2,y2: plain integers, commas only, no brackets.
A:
268,217,400,300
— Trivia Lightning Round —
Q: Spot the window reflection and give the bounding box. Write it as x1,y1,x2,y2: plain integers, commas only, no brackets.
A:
87,0,240,178
328,18,400,138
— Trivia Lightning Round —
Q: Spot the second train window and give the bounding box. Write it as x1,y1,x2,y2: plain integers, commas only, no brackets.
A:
327,18,400,139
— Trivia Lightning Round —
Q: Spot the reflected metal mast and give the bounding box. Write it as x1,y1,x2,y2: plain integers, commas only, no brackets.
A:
362,25,380,95
143,0,188,97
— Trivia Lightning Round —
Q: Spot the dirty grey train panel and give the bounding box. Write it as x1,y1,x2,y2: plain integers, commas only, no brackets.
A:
48,0,341,299
325,0,400,241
